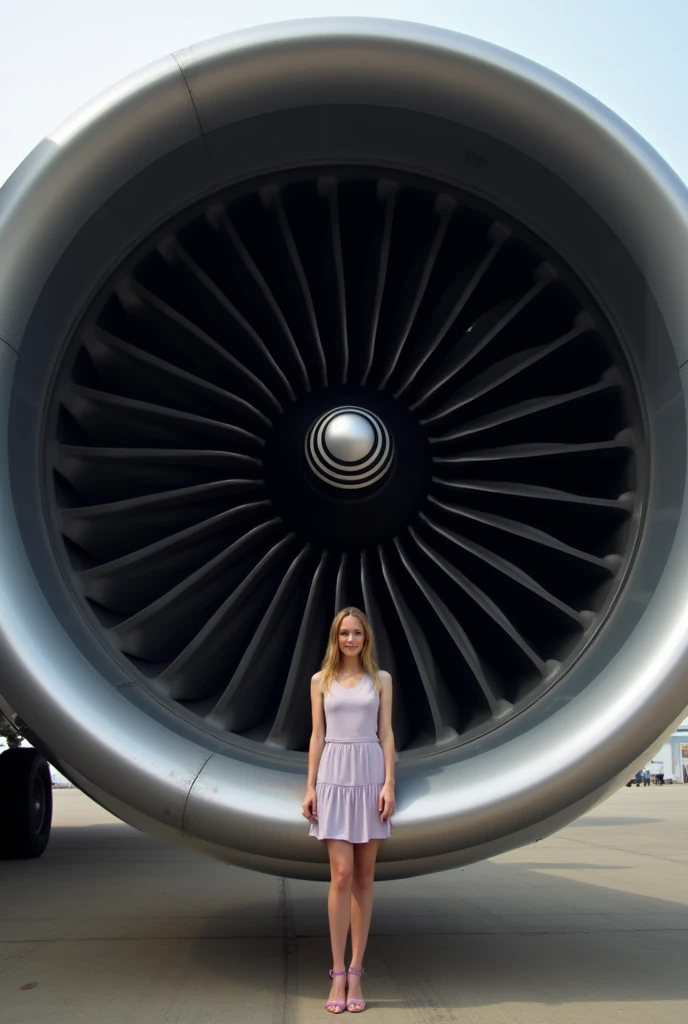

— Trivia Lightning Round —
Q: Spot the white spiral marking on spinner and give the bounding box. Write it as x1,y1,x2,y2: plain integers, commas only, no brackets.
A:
306,407,393,489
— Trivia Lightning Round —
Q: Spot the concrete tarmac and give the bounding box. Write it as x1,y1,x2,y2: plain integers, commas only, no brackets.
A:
0,785,687,1023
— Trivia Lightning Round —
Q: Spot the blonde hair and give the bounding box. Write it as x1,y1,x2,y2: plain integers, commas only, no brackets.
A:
319,607,382,694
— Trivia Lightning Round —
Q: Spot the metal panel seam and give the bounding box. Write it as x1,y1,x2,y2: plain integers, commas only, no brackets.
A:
180,752,215,836
172,54,215,172
0,335,18,356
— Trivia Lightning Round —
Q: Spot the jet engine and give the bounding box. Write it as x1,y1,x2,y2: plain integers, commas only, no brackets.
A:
1,19,687,878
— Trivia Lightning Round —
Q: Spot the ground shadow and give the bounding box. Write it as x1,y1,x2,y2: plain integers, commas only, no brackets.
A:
569,816,662,827
195,851,688,1011
2,798,687,1017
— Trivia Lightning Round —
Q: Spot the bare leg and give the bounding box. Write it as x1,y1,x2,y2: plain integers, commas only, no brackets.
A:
348,840,381,1009
325,840,354,1013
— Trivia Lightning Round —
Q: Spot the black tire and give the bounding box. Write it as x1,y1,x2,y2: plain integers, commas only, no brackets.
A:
0,747,53,858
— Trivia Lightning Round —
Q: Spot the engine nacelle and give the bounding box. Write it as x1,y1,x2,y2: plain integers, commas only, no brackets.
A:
1,18,687,879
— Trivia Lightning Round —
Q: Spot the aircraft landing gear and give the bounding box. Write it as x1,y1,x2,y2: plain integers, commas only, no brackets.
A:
0,746,53,858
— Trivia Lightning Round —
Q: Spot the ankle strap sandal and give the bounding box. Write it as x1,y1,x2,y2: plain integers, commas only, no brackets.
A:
346,967,366,1013
326,969,347,1014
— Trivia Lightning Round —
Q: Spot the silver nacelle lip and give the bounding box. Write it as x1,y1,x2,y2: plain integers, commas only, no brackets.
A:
0,19,687,879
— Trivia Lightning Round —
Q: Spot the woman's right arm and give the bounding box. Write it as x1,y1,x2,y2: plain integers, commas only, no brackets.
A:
302,673,325,823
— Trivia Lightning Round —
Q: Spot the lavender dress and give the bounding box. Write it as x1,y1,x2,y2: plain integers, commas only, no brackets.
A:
309,673,392,843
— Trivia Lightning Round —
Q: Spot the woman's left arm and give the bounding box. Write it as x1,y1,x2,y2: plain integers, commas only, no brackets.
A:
377,672,396,822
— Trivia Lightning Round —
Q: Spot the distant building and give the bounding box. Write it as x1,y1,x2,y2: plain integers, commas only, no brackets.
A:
644,716,688,782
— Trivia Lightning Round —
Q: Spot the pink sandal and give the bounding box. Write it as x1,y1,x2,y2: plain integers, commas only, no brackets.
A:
346,967,366,1013
326,968,347,1014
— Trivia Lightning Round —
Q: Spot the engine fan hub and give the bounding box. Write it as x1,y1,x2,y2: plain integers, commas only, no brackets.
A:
263,383,430,549
306,407,393,489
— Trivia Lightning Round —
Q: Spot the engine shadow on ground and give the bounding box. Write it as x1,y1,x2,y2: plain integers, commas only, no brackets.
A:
568,816,662,827
3,798,687,1018
26,823,197,861
189,852,688,1014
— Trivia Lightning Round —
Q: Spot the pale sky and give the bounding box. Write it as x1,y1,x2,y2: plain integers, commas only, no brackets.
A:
1,0,687,187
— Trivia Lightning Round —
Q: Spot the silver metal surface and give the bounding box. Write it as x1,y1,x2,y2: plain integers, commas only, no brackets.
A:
0,19,687,879
324,412,375,462
306,407,392,489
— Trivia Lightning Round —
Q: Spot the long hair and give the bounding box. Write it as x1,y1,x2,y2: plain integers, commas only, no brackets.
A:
319,607,381,694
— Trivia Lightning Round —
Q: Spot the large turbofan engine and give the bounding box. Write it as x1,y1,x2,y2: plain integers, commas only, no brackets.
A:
1,19,688,878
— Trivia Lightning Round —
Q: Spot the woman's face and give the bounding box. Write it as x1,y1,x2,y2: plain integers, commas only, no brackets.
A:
338,615,365,659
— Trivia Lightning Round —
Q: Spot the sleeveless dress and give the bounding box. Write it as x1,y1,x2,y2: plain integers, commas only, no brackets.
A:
309,672,392,843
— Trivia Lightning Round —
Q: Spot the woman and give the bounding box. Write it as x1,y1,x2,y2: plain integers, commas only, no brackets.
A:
301,607,395,1014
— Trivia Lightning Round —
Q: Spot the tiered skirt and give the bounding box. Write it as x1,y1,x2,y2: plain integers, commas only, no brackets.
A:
309,738,392,843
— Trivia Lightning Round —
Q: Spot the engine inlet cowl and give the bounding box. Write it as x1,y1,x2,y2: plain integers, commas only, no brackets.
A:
0,19,687,880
